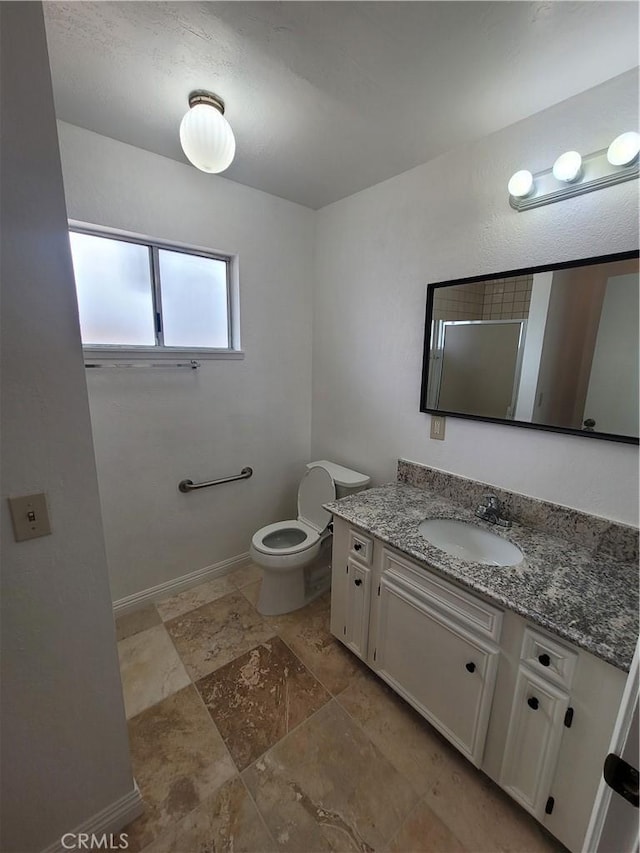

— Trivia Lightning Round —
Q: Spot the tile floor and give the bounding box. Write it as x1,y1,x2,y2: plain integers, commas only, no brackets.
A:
118,565,565,853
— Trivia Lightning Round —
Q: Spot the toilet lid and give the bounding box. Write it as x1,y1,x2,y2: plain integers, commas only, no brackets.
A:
297,466,335,533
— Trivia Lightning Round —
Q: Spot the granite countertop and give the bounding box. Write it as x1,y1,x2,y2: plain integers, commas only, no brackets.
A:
325,483,638,672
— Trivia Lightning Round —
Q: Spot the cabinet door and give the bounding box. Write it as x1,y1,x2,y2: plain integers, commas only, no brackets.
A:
499,665,569,820
374,574,499,766
344,559,371,659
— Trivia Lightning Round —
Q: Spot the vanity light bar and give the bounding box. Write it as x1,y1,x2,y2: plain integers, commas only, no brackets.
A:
508,131,639,211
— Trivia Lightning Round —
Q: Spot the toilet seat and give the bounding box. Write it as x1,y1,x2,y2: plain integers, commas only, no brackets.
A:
251,520,320,556
251,466,336,558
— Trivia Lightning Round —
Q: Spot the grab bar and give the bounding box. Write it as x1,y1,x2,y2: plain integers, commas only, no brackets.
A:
178,466,253,493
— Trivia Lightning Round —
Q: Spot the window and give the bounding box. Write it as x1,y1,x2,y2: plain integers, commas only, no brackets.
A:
69,228,239,355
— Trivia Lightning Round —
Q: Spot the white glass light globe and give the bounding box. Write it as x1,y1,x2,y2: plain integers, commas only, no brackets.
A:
180,103,236,174
552,151,582,183
607,131,640,166
507,170,534,198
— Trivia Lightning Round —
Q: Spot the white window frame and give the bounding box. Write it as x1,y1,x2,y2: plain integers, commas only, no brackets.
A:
69,221,243,360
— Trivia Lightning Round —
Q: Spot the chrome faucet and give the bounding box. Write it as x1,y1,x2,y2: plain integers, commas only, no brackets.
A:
475,494,511,527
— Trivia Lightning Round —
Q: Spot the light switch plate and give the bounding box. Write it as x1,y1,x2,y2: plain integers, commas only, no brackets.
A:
8,493,52,541
430,415,446,441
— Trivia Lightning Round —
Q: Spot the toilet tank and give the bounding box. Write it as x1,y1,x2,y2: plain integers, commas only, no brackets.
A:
306,460,370,499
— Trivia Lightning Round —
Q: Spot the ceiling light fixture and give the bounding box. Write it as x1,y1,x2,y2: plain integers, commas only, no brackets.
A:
508,132,639,211
179,90,236,174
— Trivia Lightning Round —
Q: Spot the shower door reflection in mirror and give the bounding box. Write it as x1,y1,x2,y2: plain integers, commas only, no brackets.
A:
420,251,639,444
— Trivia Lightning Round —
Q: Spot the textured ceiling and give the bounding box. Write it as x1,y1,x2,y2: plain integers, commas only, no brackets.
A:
44,2,639,209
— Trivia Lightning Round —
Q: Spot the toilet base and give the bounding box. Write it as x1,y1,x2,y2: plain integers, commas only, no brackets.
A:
256,542,332,616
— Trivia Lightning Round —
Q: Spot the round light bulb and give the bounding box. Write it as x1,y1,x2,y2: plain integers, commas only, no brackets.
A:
607,131,640,166
552,151,582,183
507,170,534,198
180,102,236,174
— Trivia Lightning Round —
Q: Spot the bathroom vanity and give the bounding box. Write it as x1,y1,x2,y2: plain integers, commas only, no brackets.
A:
325,475,638,853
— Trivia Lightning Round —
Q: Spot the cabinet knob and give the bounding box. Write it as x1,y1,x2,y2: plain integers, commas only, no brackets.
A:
538,653,551,667
353,542,362,551
354,578,362,586
527,696,539,710
465,662,476,673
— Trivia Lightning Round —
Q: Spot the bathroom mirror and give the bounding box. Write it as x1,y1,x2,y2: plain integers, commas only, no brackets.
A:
420,250,640,444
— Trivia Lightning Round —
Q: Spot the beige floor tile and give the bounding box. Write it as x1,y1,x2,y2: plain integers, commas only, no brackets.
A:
388,798,466,853
156,576,237,621
422,747,564,853
116,605,162,641
276,594,368,696
337,668,451,795
165,592,276,680
241,579,262,609
243,699,418,852
140,776,276,853
118,624,190,719
196,636,331,770
229,563,263,589
241,586,328,635
124,685,237,851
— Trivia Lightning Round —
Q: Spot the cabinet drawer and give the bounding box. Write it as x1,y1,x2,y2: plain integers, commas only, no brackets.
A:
348,528,373,565
382,548,503,642
521,628,578,690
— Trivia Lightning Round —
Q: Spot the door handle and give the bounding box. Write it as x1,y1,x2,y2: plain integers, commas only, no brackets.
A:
604,753,639,807
354,578,362,586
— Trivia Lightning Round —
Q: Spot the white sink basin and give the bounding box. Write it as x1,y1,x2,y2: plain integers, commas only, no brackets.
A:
418,518,523,566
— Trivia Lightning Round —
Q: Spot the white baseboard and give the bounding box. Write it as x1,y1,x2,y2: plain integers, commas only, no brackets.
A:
113,552,252,616
41,784,143,853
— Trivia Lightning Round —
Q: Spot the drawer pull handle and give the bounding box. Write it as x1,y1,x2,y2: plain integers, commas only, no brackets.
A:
354,578,362,586
528,696,539,710
538,653,551,666
465,662,476,673
353,542,363,551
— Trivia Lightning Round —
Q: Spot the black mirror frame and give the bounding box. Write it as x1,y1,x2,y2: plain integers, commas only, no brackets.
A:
420,250,640,446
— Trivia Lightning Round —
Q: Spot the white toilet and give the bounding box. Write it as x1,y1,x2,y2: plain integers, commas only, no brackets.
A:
250,460,370,616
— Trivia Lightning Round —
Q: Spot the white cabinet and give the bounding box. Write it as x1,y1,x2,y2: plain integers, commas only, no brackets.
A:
329,517,628,853
499,627,577,821
329,520,372,661
344,558,371,659
375,570,499,766
499,665,570,818
331,529,502,765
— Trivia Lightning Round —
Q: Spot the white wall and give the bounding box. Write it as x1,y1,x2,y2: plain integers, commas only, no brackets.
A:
514,272,552,422
584,273,640,436
0,4,135,850
312,70,639,525
58,123,315,601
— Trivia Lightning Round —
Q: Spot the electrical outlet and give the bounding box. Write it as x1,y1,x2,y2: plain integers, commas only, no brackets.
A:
8,493,52,541
430,415,446,441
